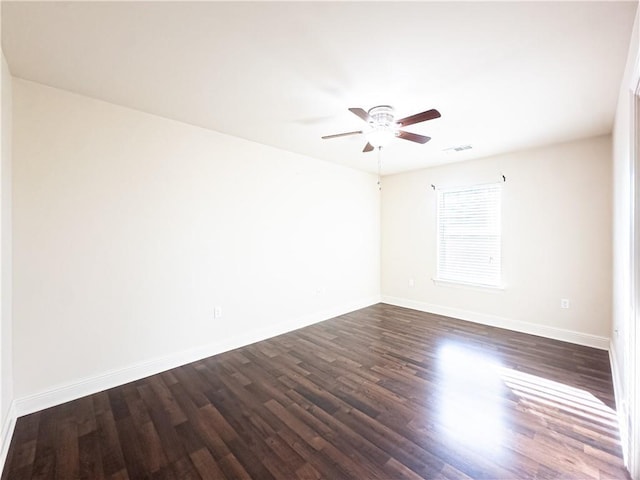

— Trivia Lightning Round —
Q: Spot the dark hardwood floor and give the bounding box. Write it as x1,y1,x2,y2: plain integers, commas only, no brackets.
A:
2,303,628,479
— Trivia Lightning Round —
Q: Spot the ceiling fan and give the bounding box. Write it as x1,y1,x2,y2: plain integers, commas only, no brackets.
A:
322,105,441,152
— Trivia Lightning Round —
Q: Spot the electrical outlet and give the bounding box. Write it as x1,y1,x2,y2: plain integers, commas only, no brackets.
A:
408,278,415,288
560,299,570,309
214,306,222,319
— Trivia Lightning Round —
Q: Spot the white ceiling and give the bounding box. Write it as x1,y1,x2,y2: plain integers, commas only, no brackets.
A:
2,1,638,174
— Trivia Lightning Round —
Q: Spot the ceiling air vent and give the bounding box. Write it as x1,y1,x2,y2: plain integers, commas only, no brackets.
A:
443,145,473,152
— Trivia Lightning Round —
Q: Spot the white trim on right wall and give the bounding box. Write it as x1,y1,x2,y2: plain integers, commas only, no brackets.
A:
613,16,640,478
628,63,640,480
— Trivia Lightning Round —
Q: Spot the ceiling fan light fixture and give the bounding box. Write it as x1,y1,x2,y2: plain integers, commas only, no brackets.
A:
365,105,397,148
366,126,396,148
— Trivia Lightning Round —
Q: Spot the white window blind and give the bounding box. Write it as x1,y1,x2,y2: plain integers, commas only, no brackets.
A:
436,183,502,287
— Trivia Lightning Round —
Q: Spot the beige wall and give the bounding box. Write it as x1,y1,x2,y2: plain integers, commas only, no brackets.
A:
12,80,380,403
0,51,13,460
381,135,612,346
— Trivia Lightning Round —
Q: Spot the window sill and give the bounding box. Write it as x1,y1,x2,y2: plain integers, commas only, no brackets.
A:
432,278,505,292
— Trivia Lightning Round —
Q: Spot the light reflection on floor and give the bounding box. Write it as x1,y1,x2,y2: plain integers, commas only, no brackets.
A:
436,343,507,456
501,368,618,427
436,342,618,458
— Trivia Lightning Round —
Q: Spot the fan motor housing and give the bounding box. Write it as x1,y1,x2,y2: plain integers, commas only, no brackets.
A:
368,105,395,127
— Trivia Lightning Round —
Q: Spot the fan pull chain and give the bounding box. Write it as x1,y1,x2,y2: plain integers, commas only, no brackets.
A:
377,147,382,191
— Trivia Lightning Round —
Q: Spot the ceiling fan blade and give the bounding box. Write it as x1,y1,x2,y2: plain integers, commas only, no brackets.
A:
349,107,371,123
396,109,441,127
398,130,431,144
321,130,363,140
363,142,375,152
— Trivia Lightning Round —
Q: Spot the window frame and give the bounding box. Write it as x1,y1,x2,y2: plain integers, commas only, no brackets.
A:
434,182,503,290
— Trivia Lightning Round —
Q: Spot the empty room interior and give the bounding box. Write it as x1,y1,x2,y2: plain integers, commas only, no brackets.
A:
1,1,640,479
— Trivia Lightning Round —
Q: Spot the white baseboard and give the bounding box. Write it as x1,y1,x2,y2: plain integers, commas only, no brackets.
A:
0,401,17,478
381,295,610,350
15,296,380,417
609,343,629,468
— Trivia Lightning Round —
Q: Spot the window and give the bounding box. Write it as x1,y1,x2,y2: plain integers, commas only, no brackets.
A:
436,183,502,288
